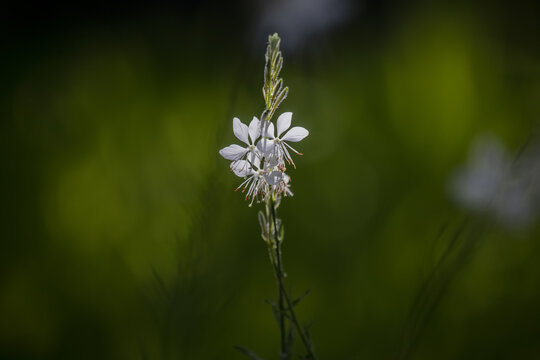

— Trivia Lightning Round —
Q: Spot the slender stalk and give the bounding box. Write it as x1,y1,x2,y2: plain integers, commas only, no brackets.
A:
267,197,317,360
276,252,287,358
267,197,287,358
278,278,317,360
230,33,314,360
276,255,287,358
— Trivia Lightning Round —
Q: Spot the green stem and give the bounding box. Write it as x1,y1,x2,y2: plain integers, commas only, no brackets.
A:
277,252,287,359
278,279,317,360
268,197,287,358
268,197,317,360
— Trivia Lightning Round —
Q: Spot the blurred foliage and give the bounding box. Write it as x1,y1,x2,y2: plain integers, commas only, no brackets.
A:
1,1,540,359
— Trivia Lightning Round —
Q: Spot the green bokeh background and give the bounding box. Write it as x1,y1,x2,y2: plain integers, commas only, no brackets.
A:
2,1,540,359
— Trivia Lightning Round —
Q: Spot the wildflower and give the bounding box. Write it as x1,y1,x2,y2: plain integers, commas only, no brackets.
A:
231,158,268,205
225,33,317,360
219,117,261,163
263,112,309,167
218,35,308,205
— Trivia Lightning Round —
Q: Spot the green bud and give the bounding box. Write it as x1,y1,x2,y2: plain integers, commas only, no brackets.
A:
278,221,285,243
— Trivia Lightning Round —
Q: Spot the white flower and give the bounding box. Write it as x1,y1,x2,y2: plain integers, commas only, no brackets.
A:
266,170,293,197
230,151,293,204
219,112,308,204
262,112,309,167
219,117,261,163
232,158,268,205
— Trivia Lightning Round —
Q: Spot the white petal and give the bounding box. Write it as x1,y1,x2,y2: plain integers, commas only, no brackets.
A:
231,160,252,177
282,173,290,184
264,155,279,169
263,122,275,139
257,138,275,155
248,117,260,144
233,117,249,144
264,171,283,186
276,112,292,137
219,144,247,160
282,127,309,142
246,150,257,164
251,155,261,169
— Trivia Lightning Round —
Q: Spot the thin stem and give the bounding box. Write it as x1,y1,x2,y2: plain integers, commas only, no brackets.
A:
268,197,287,358
277,254,287,358
268,197,317,360
278,279,317,360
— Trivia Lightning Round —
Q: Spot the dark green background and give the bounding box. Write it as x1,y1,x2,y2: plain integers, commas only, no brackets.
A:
2,1,540,359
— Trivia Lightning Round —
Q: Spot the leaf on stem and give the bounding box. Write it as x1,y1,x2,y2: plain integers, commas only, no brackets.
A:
291,289,311,308
303,322,314,344
258,211,269,242
286,325,295,354
278,221,285,243
234,346,265,360
264,299,281,325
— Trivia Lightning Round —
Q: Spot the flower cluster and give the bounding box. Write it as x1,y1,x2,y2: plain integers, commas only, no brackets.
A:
219,112,308,205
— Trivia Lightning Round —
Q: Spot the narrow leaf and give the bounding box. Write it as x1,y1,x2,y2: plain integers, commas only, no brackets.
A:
303,322,314,343
258,211,268,241
278,222,285,243
286,324,295,352
268,86,289,120
292,289,311,308
264,299,281,325
234,346,265,360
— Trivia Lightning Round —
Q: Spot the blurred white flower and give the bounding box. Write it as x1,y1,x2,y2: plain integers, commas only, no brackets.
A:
451,135,510,212
450,134,540,229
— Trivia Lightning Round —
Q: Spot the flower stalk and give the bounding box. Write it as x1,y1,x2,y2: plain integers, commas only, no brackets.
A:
220,33,315,360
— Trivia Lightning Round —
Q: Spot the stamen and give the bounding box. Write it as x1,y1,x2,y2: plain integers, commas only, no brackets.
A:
280,144,296,168
284,141,302,155
235,175,254,192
